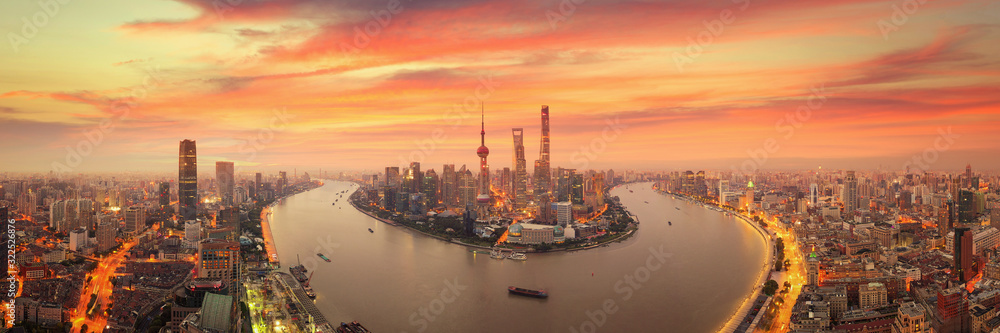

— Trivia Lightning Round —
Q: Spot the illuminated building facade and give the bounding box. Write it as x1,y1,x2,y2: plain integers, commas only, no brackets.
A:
512,128,527,211
196,239,240,294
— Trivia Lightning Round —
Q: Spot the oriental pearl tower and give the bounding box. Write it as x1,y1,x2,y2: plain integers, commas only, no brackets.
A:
476,105,491,216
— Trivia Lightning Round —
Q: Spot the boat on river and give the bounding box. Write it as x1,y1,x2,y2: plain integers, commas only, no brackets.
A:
508,286,548,298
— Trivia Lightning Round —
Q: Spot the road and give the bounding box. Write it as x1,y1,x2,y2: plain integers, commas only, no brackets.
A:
761,224,806,333
71,240,136,333
260,207,279,264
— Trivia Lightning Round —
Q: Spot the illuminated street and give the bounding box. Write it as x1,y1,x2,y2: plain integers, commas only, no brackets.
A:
763,223,806,333
71,240,136,333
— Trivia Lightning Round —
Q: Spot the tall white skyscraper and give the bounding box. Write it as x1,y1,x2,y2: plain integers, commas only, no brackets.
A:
69,228,87,251
810,183,818,206
555,201,572,227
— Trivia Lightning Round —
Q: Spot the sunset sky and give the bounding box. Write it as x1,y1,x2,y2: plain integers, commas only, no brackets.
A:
2,0,999,173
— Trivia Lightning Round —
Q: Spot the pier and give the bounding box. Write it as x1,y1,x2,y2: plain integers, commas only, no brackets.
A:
274,272,335,332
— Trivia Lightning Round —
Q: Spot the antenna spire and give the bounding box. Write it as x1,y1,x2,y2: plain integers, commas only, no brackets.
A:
480,103,485,145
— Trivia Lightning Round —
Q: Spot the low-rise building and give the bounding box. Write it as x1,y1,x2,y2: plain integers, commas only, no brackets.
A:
860,282,888,309
506,223,565,245
891,302,929,333
971,304,998,333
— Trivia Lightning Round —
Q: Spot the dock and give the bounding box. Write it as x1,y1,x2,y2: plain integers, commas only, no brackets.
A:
275,272,333,331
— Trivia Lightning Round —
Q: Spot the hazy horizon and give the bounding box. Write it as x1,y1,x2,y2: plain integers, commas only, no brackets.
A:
3,0,999,173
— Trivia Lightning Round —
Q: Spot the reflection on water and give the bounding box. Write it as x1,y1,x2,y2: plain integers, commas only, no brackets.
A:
269,181,766,332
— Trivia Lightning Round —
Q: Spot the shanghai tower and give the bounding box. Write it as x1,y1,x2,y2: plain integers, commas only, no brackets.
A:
512,128,527,211
179,139,198,220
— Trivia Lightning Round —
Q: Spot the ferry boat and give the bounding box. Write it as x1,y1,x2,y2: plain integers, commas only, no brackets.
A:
317,253,331,262
368,228,374,233
508,286,548,298
490,249,505,260
668,221,672,226
508,252,527,261
675,207,680,210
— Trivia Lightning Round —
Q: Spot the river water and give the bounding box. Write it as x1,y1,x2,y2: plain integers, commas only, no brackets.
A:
268,181,766,332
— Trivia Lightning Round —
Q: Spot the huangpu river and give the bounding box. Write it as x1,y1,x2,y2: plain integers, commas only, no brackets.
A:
268,181,766,332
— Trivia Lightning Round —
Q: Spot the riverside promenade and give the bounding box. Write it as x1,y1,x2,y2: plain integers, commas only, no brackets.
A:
718,212,774,333
655,189,774,333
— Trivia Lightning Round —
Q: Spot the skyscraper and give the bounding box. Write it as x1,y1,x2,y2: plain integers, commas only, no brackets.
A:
442,164,457,207
954,227,974,282
254,172,263,200
843,171,858,217
278,171,287,196
384,166,400,190
592,173,605,208
179,139,198,220
476,107,491,214
457,166,475,208
215,161,235,207
423,169,439,206
69,228,87,251
512,128,527,211
97,220,117,252
533,106,551,197
958,189,976,226
570,173,584,205
965,163,973,188
196,238,240,294
159,182,170,208
942,199,958,234
500,167,510,199
219,206,239,241
410,162,422,194
951,176,962,201
555,168,571,201
555,201,572,226
810,183,818,206
186,220,201,247
125,206,146,234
